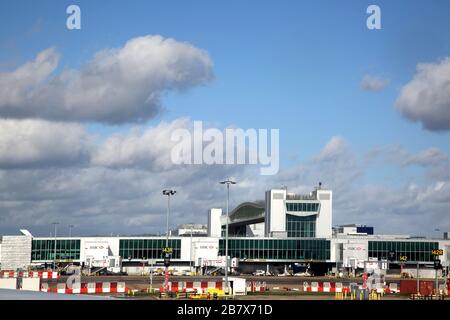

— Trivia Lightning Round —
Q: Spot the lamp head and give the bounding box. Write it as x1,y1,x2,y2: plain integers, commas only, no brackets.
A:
162,189,176,196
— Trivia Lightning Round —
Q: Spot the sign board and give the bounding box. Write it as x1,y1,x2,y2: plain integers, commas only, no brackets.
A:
431,249,443,256
84,240,109,266
162,247,173,253
343,243,367,268
399,255,408,262
193,240,219,266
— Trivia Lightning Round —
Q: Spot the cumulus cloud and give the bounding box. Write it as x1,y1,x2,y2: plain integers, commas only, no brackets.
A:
0,35,213,123
91,118,191,171
0,119,91,169
396,58,450,131
360,74,389,92
404,147,449,166
315,136,347,161
0,126,449,237
367,145,449,167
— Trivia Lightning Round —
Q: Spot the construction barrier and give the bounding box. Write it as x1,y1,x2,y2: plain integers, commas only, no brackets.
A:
40,281,127,294
167,281,226,293
303,281,310,292
21,278,41,291
102,282,111,293
388,283,399,293
0,278,17,289
247,281,266,293
87,282,96,294
0,271,60,279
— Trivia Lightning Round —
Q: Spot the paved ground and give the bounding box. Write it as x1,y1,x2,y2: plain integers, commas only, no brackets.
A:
43,275,408,291
0,288,114,300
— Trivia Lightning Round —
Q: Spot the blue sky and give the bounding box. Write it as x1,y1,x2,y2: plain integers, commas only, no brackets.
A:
2,1,450,160
0,1,449,236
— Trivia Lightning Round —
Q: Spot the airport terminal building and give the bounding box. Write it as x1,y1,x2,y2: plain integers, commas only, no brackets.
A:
1,185,449,275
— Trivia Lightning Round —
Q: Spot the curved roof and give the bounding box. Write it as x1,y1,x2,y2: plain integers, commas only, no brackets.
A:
227,201,265,226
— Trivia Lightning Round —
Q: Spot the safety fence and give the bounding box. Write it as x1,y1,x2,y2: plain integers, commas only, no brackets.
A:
289,281,403,294
247,281,267,292
40,281,127,294
0,271,60,279
162,281,224,293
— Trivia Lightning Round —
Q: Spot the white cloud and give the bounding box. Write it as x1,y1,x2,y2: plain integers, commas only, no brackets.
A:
0,125,449,237
396,58,450,131
0,119,91,169
91,118,192,171
315,136,349,161
0,35,213,123
404,147,448,166
360,74,389,92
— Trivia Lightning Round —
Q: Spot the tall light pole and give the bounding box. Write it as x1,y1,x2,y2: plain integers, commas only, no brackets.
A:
68,224,74,237
190,224,194,274
162,189,176,292
220,178,236,294
52,222,59,271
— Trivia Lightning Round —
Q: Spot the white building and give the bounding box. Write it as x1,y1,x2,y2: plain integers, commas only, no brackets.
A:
1,185,449,275
265,186,332,238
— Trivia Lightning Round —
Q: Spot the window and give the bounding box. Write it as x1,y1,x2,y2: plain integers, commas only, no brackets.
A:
119,238,181,260
286,214,316,237
368,241,438,262
31,239,81,261
219,238,330,261
286,202,320,212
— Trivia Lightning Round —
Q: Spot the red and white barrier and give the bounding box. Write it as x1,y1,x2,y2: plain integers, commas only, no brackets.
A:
0,271,59,279
301,281,402,294
303,281,310,292
247,281,266,293
303,281,350,293
166,281,225,293
40,281,127,294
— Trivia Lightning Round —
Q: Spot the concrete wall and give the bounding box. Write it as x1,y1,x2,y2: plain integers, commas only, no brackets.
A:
0,235,32,270
246,222,265,237
265,189,287,237
21,278,41,291
316,190,332,238
0,278,17,289
208,208,222,237
180,237,192,261
439,242,450,267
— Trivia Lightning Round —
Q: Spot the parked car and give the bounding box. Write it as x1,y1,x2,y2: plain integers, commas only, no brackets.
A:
96,269,127,276
293,271,312,277
252,269,266,276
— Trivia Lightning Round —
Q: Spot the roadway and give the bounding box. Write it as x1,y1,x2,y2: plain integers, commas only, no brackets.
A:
42,275,404,290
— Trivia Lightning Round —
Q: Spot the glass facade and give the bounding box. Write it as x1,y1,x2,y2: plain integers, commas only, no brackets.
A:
31,239,80,261
368,241,439,262
286,202,319,212
286,214,316,238
119,239,181,260
219,238,330,261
